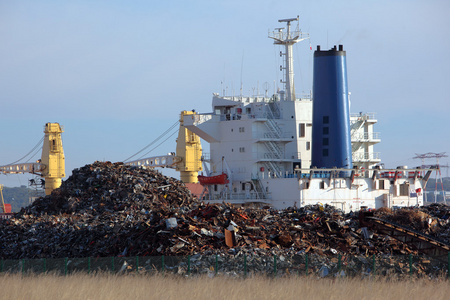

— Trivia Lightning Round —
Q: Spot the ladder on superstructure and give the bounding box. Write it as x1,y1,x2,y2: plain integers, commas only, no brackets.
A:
263,104,284,176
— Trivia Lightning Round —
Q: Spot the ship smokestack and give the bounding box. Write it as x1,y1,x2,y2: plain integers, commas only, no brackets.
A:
311,45,352,169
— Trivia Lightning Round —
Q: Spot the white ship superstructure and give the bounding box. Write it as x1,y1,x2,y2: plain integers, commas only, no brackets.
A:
183,17,432,212
350,113,381,170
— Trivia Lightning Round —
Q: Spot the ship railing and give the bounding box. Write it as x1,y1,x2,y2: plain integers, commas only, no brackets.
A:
217,95,276,103
218,112,281,121
215,93,311,104
202,192,272,201
191,113,213,125
295,94,312,101
256,151,301,160
220,114,242,121
350,112,377,121
352,152,381,161
260,171,344,179
351,132,381,141
254,131,293,140
256,167,434,182
269,29,309,44
256,152,289,160
259,171,300,179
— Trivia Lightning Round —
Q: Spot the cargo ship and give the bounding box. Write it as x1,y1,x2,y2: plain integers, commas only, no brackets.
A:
182,17,432,212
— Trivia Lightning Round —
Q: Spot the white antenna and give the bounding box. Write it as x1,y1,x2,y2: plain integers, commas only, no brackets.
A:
263,82,269,97
268,15,309,101
240,50,244,98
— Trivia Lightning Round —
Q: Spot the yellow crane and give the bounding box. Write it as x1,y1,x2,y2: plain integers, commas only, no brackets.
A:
0,122,65,195
0,184,7,213
175,110,203,183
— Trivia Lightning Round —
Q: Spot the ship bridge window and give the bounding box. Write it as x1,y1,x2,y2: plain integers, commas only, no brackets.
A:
378,179,385,189
241,182,253,191
400,183,409,196
320,181,326,189
299,123,305,137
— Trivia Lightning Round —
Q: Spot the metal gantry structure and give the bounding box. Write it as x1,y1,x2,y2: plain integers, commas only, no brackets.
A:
413,152,448,204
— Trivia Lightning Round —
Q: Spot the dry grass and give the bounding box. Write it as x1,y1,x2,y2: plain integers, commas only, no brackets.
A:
0,273,449,300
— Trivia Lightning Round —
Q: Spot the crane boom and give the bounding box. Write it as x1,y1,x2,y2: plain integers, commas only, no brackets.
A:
0,163,44,174
125,154,182,168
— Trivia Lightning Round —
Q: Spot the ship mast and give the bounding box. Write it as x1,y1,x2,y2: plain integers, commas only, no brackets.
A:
269,16,309,101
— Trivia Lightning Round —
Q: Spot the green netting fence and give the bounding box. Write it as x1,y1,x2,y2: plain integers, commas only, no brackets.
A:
1,253,449,279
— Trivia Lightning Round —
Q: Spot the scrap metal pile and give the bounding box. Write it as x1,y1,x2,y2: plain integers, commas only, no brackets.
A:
373,204,450,245
0,161,449,260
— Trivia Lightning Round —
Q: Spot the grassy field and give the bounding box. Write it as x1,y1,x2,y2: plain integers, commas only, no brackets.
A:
1,273,449,300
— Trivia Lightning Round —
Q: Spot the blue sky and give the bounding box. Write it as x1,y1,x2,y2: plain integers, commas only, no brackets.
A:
1,0,449,187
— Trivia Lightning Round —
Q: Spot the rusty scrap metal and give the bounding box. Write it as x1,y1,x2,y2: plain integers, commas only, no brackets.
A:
0,161,448,270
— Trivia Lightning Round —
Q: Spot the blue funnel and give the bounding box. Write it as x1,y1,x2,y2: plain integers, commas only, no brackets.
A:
311,45,352,169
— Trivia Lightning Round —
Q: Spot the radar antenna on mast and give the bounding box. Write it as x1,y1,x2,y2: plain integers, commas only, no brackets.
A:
268,15,309,102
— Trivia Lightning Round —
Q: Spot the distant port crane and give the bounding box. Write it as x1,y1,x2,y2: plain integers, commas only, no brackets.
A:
413,152,448,203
